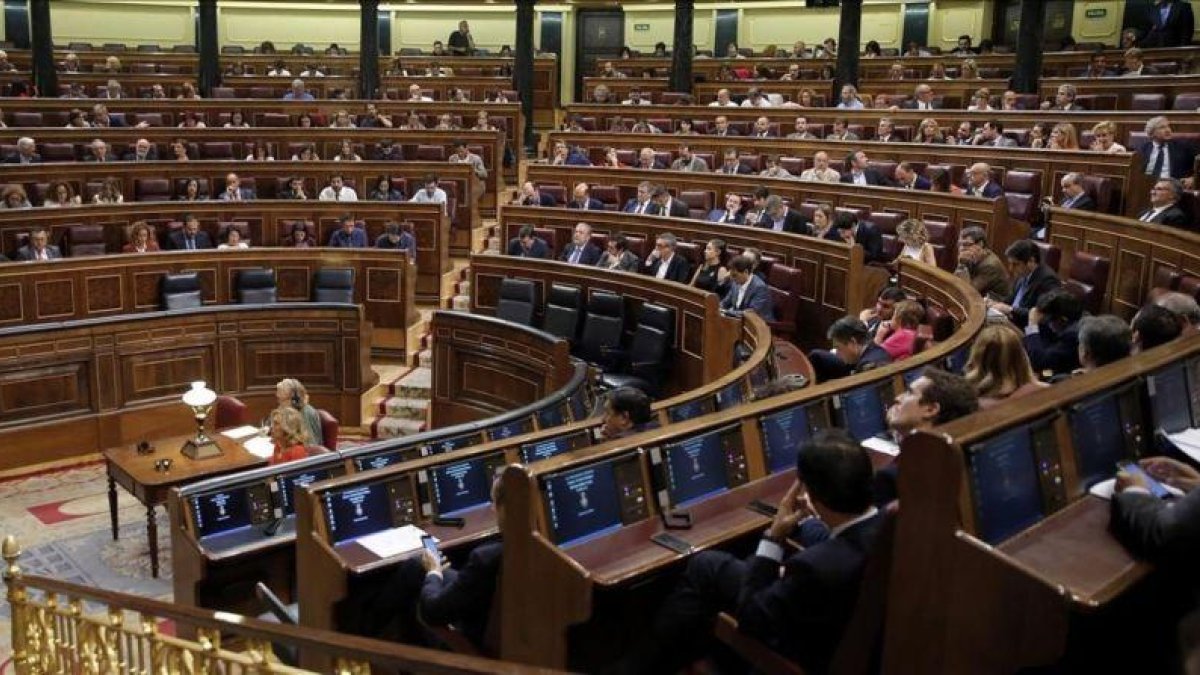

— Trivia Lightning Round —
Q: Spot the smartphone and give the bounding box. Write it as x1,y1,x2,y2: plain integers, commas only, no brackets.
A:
1117,461,1172,499
421,535,441,562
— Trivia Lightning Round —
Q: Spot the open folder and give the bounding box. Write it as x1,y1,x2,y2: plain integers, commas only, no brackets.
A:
356,525,435,558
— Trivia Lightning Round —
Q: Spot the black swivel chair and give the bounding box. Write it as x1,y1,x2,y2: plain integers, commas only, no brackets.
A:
577,291,625,365
312,268,354,303
160,272,202,310
236,268,278,304
542,284,583,341
495,278,536,326
600,303,675,396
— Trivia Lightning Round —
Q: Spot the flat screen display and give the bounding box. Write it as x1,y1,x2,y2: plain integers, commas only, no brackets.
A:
715,381,745,410
667,396,715,423
518,431,592,464
275,467,332,515
837,385,889,442
536,404,566,429
424,432,481,456
323,484,390,544
488,417,533,442
354,449,406,473
1151,363,1192,433
1070,393,1131,489
759,404,814,474
428,454,504,516
660,426,735,506
542,460,623,546
192,489,252,538
969,426,1044,544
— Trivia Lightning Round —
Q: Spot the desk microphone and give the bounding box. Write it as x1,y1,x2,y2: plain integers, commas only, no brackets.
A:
432,516,465,528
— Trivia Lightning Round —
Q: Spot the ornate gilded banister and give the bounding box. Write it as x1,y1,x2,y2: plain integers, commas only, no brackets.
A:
3,535,557,675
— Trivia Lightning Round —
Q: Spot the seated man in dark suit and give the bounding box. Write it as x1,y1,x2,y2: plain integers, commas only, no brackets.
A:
374,220,416,256
1074,313,1131,374
756,195,810,234
651,186,690,218
218,172,256,201
707,192,745,224
840,150,887,186
641,232,691,282
962,162,1004,198
1055,172,1097,211
599,386,653,439
1138,117,1196,187
167,214,215,250
1136,178,1191,229
1131,304,1183,353
1113,455,1200,564
15,227,62,261
893,162,932,191
715,148,752,175
513,181,556,207
83,138,116,163
622,181,660,215
328,214,368,248
1022,288,1086,376
987,239,1061,329
832,211,887,264
720,255,775,320
559,222,602,265
506,224,550,258
808,316,893,383
567,182,605,211
4,137,41,164
637,429,882,674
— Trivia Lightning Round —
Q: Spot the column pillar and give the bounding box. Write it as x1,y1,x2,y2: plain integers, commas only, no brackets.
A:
1012,0,1044,93
514,0,536,155
197,0,219,97
669,0,694,93
359,0,380,98
835,0,863,92
29,0,55,98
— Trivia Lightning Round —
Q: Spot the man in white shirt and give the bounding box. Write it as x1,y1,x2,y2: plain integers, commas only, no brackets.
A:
904,83,939,110
407,84,433,102
751,116,775,138
410,175,448,215
741,88,773,108
836,84,863,110
708,88,739,107
318,174,359,202
787,117,818,140
711,116,739,137
800,151,842,183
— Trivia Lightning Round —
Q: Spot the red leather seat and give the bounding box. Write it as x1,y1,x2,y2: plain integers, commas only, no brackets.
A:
674,241,702,268
1153,265,1182,293
869,212,903,236
533,227,558,255
780,156,807,175
317,409,339,450
1064,251,1111,315
1132,94,1166,111
766,263,803,340
590,185,620,211
134,178,173,202
258,112,292,127
738,153,764,173
67,224,106,257
1035,242,1063,275
214,395,249,430
41,143,77,162
1002,169,1043,227
201,142,235,160
1173,93,1200,111
1081,175,1117,214
537,183,566,204
12,112,43,126
679,190,715,217
416,145,446,161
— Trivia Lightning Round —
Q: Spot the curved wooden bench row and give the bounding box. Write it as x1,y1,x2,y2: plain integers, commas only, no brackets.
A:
543,129,1149,221
0,303,375,471
0,247,418,356
0,201,448,303
522,164,1019,272
0,159,479,255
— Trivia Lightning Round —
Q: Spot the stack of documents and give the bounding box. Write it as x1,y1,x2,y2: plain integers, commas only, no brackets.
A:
357,525,435,558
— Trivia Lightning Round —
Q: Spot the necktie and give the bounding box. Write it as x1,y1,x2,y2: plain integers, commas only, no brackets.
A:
1012,275,1029,307
569,247,581,264
1149,144,1166,178
1141,209,1156,222
186,237,195,250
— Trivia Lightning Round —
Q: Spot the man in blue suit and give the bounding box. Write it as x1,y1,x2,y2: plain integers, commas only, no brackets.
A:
327,215,368,248
567,182,605,211
559,222,602,266
808,315,893,383
217,172,256,201
964,162,1004,198
638,429,882,674
894,162,932,191
506,224,551,258
707,193,745,224
1139,117,1197,186
168,214,215,250
720,256,775,320
622,181,660,215
1144,0,1195,48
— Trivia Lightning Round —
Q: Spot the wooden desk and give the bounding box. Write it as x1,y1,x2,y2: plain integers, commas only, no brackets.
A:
104,433,265,577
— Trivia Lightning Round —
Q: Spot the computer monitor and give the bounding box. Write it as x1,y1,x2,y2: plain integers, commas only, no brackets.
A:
274,466,333,515
1150,362,1192,433
569,388,591,422
542,459,624,546
536,403,566,429
322,479,418,545
667,396,715,423
1186,357,1200,428
518,430,592,463
715,381,745,410
759,403,817,474
191,484,272,538
968,426,1045,544
424,432,482,456
836,384,889,442
657,424,741,507
353,446,418,472
1070,388,1138,489
427,453,507,516
488,416,533,442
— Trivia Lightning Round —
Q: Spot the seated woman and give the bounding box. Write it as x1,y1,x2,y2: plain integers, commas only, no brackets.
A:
963,323,1050,408
275,378,324,448
809,203,838,241
914,118,945,144
873,300,925,361
218,226,249,249
43,181,81,208
267,406,310,466
291,143,320,161
288,222,313,247
1,185,31,209
368,175,405,201
1047,122,1080,150
122,221,159,253
691,238,730,296
224,110,250,128
177,178,204,201
245,141,274,161
894,218,938,266
334,139,362,162
92,177,124,205
171,138,191,161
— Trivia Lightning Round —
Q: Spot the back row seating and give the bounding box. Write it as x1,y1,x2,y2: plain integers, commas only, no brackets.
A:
4,110,509,132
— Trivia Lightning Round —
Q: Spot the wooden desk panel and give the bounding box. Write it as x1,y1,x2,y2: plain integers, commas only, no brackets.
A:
0,304,373,470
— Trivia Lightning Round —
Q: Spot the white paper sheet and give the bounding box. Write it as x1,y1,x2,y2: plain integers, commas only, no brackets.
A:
1167,429,1200,464
357,525,431,558
243,436,275,459
221,424,262,440
861,436,900,457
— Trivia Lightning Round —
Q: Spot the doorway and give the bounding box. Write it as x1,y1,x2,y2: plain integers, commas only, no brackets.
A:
574,8,624,101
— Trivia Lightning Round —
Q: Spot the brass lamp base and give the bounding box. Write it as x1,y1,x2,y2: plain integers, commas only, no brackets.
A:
181,436,222,460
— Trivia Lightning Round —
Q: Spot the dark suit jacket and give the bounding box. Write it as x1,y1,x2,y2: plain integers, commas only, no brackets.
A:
1062,192,1096,211
1138,205,1191,229
14,245,61,261
420,541,502,648
840,169,887,187
711,128,741,137
1138,139,1196,180
1145,0,1196,48
1023,320,1081,375
855,342,893,373
623,198,660,215
643,254,691,283
758,209,811,235
900,176,933,191
560,241,602,265
519,192,557,207
568,197,606,211
901,100,941,110
736,514,882,672
506,237,550,259
661,199,690,218
716,163,753,175
123,149,159,162
218,187,256,201
707,208,744,224
3,153,41,164
720,275,775,320
1111,488,1200,566
854,222,887,264
167,230,214,250
967,181,1004,198
1007,265,1062,328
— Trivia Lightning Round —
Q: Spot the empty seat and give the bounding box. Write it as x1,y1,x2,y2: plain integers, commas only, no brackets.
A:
416,145,446,161
578,291,625,365
590,185,620,211
1173,93,1200,111
766,264,803,340
67,225,106,257
543,284,583,341
1035,242,1063,276
495,278,537,326
161,272,202,310
1064,251,1111,315
201,142,235,160
312,268,354,304
1002,170,1043,227
236,268,277,304
215,395,249,429
318,409,340,451
600,303,675,396
12,112,43,126
135,178,173,202
1131,94,1166,111
679,190,715,218
40,143,77,162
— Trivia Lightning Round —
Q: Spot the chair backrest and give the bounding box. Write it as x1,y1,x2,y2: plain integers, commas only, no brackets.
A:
67,224,106,257
1034,242,1063,276
542,283,583,341
236,267,277,304
628,303,674,365
317,409,339,451
161,272,202,310
214,395,249,430
578,290,625,363
312,268,354,303
496,278,537,326
1065,251,1111,315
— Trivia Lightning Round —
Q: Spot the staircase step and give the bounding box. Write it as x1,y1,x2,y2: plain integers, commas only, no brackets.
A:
451,295,471,311
373,416,427,439
380,396,430,419
418,349,433,369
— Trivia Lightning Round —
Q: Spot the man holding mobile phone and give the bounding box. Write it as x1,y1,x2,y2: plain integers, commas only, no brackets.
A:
1113,456,1200,564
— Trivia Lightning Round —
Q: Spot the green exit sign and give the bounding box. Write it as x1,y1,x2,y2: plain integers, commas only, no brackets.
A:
634,23,650,31
1085,8,1107,18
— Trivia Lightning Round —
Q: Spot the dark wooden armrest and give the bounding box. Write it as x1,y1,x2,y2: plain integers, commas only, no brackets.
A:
416,607,482,657
713,612,806,675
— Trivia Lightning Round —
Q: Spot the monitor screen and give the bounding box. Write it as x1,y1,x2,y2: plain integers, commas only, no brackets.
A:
275,466,333,515
667,396,715,423
1070,393,1133,489
192,489,252,538
837,385,889,442
425,432,481,456
759,404,815,474
715,381,745,410
488,417,533,442
1151,363,1192,433
323,483,391,544
543,459,624,546
354,449,407,473
428,453,506,516
569,388,591,422
659,425,738,506
536,403,565,429
969,426,1044,544
519,431,592,464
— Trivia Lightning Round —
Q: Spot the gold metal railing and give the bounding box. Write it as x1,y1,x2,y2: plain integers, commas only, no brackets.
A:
3,535,553,675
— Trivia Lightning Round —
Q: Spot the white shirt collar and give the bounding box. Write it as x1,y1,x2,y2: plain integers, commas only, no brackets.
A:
829,506,879,539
